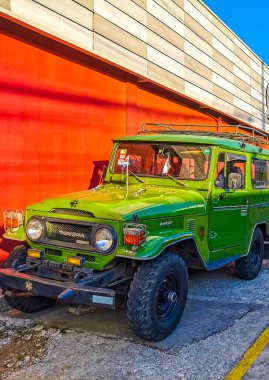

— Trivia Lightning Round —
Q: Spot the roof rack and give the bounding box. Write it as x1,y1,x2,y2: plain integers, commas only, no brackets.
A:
138,123,269,151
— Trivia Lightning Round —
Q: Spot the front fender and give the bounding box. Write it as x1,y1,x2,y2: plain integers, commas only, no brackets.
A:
3,225,27,242
116,230,196,260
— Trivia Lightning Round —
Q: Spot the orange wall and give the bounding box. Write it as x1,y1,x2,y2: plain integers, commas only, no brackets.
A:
0,31,216,219
0,32,128,214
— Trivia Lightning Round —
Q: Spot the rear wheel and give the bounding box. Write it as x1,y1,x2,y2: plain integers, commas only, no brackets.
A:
127,252,188,341
235,228,264,279
3,245,56,313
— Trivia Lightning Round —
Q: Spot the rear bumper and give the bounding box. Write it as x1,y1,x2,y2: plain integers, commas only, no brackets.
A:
0,268,115,309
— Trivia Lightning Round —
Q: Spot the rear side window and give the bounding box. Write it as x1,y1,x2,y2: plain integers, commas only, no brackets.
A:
251,159,269,189
215,152,246,189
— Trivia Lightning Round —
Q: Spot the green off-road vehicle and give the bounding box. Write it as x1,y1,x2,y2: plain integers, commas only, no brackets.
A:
1,124,269,341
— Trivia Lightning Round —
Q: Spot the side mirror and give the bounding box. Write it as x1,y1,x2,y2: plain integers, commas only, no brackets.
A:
100,165,107,183
228,173,242,190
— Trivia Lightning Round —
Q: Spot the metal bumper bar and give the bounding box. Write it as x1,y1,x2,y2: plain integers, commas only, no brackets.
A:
0,268,115,309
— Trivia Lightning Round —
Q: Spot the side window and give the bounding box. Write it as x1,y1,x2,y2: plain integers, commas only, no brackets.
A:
251,159,268,188
227,153,246,189
215,152,246,189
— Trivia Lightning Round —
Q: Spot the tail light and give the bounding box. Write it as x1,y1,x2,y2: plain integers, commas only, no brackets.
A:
124,224,147,248
3,210,24,233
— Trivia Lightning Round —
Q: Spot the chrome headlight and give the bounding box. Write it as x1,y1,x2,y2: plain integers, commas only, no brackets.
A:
94,227,114,252
26,218,44,241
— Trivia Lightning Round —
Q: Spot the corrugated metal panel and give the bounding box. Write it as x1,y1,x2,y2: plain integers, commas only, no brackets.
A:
1,0,268,130
185,54,212,81
213,84,234,105
147,14,184,50
106,0,147,26
147,46,185,79
94,14,147,59
0,0,10,9
185,40,213,69
185,0,212,33
213,25,234,52
213,73,233,94
147,0,185,37
154,0,184,23
212,49,234,73
212,60,234,85
94,34,147,76
147,30,184,64
212,96,235,116
94,0,147,42
185,27,212,57
10,0,93,49
185,82,213,106
147,62,185,93
33,0,92,25
185,12,212,44
73,0,93,10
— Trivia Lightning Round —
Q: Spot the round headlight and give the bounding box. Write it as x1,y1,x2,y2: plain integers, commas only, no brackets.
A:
26,218,44,241
94,228,114,252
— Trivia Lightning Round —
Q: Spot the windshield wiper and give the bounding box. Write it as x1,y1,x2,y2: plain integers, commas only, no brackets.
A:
129,170,146,183
133,188,147,197
165,174,186,186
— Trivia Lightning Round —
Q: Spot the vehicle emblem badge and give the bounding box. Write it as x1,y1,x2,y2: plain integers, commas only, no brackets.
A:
25,280,33,292
160,221,173,226
70,200,78,208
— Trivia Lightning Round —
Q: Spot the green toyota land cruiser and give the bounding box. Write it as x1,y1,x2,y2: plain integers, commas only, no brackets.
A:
1,124,269,341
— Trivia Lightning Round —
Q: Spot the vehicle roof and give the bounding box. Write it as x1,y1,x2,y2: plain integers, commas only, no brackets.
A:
114,134,269,157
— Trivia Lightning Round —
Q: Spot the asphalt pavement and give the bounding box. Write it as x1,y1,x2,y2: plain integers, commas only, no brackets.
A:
1,262,269,379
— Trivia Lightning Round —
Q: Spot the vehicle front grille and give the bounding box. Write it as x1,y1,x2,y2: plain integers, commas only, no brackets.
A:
51,209,94,218
38,218,116,254
48,222,93,246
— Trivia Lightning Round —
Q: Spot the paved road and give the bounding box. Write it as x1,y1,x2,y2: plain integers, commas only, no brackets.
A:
2,262,269,379
242,343,269,379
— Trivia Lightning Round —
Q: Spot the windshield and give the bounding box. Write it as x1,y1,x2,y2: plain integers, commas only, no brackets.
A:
113,143,211,180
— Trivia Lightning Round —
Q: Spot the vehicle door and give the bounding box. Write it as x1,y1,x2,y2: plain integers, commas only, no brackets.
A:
209,151,248,252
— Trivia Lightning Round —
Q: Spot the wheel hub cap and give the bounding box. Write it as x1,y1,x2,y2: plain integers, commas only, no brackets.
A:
167,291,177,303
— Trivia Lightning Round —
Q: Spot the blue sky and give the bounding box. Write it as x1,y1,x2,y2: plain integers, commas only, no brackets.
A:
202,0,269,65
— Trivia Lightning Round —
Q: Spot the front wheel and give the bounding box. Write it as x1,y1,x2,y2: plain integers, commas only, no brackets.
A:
127,253,188,341
235,228,264,280
4,291,56,313
3,245,56,313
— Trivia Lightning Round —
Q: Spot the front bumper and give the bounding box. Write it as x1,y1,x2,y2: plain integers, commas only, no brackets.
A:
0,268,115,309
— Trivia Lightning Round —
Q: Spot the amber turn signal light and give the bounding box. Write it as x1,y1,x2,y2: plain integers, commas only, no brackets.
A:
67,256,85,267
27,249,44,259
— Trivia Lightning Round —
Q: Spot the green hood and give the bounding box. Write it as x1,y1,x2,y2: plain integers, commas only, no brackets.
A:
27,185,206,221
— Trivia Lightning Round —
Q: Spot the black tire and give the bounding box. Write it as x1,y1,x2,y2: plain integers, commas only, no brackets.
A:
235,228,264,280
3,245,56,313
4,292,56,313
3,245,28,269
127,253,188,341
